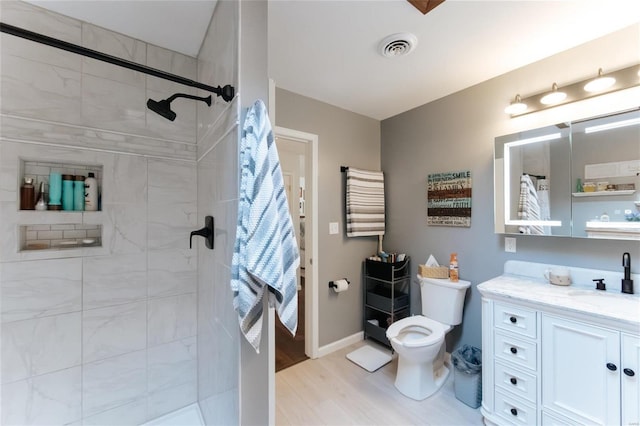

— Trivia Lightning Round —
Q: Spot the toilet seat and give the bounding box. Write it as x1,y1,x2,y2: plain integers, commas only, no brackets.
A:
386,316,445,348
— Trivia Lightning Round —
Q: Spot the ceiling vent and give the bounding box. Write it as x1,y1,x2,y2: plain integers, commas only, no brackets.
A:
378,33,418,58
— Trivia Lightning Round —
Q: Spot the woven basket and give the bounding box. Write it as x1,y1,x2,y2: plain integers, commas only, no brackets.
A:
419,265,449,279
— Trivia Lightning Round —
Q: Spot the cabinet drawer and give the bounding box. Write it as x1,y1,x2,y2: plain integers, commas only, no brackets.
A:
495,389,537,425
495,331,537,371
495,361,537,404
494,302,537,339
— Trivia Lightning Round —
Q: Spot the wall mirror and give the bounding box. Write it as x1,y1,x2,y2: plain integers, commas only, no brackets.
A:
495,108,640,240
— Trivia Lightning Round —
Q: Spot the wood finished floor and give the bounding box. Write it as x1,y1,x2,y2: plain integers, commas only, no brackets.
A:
276,341,483,426
275,278,308,372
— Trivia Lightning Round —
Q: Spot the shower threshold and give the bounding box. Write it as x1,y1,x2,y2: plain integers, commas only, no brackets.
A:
140,403,204,426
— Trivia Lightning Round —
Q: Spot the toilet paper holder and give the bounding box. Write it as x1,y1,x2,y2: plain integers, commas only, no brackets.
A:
329,279,350,289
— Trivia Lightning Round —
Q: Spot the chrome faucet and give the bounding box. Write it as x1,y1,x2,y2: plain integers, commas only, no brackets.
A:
621,252,633,294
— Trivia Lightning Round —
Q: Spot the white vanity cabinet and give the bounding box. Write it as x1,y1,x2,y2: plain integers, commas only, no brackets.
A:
479,270,640,426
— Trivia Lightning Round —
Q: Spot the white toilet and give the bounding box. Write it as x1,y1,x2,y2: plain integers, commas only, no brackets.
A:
386,275,471,400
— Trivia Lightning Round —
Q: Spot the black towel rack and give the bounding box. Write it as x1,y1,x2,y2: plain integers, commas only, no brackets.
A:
340,166,349,172
523,173,546,180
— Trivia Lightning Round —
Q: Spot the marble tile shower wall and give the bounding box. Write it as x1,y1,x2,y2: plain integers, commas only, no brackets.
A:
1,0,197,160
1,2,200,424
195,0,241,424
1,143,199,426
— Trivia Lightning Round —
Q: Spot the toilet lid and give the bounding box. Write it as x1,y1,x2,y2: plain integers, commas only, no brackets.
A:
386,316,445,348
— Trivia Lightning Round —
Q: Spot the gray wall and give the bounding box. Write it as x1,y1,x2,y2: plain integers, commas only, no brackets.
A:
275,88,381,346
381,24,640,351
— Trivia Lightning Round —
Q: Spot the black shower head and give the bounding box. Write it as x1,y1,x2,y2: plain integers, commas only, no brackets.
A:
147,98,177,121
147,93,212,122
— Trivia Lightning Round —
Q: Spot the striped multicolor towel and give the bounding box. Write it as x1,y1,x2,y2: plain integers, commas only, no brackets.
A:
231,100,300,352
517,174,544,235
536,179,551,235
346,168,385,237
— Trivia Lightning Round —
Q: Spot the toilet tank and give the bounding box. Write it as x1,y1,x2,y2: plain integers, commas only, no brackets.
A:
419,276,471,326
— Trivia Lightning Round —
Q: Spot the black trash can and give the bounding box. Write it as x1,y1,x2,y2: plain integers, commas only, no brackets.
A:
451,344,482,408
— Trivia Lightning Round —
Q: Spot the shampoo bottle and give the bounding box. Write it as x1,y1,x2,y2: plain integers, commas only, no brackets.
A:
62,174,74,211
73,175,85,211
449,253,459,282
84,172,98,211
20,177,35,210
48,172,62,210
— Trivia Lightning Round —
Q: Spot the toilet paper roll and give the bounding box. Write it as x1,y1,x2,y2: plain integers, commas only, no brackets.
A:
332,279,349,293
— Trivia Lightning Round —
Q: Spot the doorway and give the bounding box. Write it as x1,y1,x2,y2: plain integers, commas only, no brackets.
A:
272,126,319,365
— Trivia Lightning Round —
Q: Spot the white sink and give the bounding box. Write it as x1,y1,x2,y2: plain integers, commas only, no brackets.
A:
566,288,640,311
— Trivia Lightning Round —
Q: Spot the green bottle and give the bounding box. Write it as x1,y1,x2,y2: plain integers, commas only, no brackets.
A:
576,178,583,193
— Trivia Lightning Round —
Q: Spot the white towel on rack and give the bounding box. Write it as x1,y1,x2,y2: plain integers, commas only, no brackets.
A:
536,178,551,235
346,168,385,237
517,174,544,235
231,99,300,352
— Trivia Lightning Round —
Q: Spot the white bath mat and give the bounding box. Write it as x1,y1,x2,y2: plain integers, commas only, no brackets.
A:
346,344,392,372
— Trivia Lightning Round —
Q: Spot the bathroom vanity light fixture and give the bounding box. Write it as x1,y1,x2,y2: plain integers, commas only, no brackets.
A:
540,83,566,105
505,64,640,117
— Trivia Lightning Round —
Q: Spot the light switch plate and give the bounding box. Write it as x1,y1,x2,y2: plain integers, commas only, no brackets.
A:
505,237,516,253
329,222,339,235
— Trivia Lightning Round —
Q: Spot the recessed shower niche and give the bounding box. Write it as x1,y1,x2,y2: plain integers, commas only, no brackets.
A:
18,221,103,251
17,159,104,253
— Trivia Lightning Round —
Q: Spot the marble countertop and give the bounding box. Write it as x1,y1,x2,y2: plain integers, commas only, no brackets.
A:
478,274,640,330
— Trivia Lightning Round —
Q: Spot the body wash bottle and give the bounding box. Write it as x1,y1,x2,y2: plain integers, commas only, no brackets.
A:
84,172,98,211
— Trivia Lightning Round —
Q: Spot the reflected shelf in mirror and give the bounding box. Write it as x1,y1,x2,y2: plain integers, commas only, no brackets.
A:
585,221,640,240
572,190,636,197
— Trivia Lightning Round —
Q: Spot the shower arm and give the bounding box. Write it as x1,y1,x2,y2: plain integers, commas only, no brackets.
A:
165,93,212,105
0,22,235,102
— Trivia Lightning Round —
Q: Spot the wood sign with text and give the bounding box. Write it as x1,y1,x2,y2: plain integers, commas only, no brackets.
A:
427,171,472,227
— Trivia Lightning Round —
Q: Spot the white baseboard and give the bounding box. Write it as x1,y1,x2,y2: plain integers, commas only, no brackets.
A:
317,331,364,358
